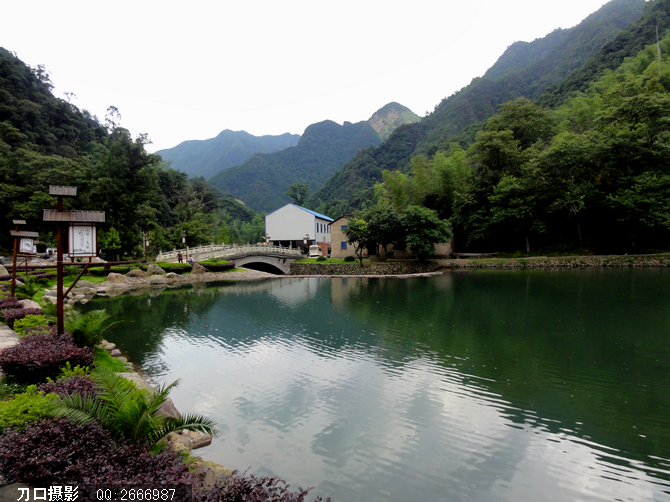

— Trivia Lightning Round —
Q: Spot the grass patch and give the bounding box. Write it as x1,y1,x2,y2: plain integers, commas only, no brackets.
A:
198,259,229,266
92,347,127,374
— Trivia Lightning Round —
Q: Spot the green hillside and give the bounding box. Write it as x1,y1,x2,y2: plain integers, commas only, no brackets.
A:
208,119,382,213
156,129,300,179
309,0,647,216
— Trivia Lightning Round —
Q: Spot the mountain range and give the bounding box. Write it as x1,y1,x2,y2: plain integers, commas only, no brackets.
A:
156,129,300,179
205,102,419,213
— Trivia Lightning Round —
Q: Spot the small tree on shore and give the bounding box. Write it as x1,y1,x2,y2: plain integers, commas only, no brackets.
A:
344,217,373,267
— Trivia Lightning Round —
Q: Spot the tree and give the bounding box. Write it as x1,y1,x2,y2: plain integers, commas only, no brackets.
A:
364,205,405,257
89,129,162,257
401,206,452,261
344,217,374,266
98,227,122,261
286,183,310,206
488,169,548,253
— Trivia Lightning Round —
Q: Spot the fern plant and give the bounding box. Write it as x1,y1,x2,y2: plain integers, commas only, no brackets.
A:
50,367,219,446
64,309,126,348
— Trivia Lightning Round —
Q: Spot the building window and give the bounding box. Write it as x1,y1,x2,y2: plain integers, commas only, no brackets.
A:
341,242,347,250
341,225,347,231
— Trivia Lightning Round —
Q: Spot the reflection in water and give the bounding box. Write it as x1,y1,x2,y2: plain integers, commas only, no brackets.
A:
83,270,670,501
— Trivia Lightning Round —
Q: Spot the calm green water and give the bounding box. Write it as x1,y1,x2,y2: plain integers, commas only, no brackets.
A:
85,269,670,501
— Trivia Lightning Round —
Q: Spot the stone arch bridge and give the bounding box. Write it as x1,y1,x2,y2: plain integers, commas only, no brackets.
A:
156,244,303,275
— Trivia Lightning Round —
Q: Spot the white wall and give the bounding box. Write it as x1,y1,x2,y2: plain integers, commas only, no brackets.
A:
266,204,314,241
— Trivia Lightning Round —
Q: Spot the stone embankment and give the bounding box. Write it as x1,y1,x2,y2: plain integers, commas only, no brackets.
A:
432,253,670,269
290,261,442,276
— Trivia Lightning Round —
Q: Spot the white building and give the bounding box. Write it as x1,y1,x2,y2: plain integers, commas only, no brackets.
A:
265,204,333,250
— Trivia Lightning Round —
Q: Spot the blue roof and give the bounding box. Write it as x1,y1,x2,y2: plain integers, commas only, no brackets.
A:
293,204,334,222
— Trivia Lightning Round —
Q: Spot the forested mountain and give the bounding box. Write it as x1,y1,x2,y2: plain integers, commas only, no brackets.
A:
208,119,382,213
371,31,670,253
308,0,647,216
156,129,300,179
206,102,419,214
0,47,263,257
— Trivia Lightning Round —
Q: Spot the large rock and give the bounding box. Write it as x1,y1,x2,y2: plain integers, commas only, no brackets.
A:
0,265,8,276
157,397,181,420
149,275,167,284
72,287,97,296
107,273,127,283
77,280,96,289
115,372,154,393
147,263,166,275
190,263,208,275
190,461,233,486
126,269,148,278
165,432,191,454
18,299,41,309
187,430,212,449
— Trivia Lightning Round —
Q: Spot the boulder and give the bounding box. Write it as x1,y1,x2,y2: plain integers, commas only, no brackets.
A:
126,269,148,278
147,264,166,275
190,461,233,486
115,372,154,393
165,432,191,454
0,265,8,276
72,287,97,295
18,299,41,309
149,275,167,284
191,263,208,275
166,272,179,279
187,431,212,449
107,273,127,283
77,280,96,289
157,397,181,420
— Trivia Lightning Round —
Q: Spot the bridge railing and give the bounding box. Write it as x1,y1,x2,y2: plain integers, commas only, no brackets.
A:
156,244,302,262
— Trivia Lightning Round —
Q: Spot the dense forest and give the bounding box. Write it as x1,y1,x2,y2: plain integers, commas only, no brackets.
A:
367,34,670,253
0,47,265,259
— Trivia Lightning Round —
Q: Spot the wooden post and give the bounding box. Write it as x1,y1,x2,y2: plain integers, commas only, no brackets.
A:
10,231,18,297
56,197,64,336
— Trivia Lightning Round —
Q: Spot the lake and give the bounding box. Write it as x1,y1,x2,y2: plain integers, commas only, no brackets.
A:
85,269,670,501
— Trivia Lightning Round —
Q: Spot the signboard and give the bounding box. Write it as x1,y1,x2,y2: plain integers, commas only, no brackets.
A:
68,223,97,257
19,238,35,254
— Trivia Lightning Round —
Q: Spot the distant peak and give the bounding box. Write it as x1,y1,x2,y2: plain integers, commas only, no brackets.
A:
367,102,421,141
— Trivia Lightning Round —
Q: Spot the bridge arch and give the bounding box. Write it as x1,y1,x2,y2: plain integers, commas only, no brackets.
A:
233,255,293,274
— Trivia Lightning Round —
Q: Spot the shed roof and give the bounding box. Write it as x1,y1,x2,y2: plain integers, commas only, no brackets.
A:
267,204,333,222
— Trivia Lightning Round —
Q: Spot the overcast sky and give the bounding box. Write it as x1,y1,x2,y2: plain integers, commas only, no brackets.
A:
3,0,614,153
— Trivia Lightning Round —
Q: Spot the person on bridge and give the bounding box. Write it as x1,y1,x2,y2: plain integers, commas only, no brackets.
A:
177,252,183,263
188,255,194,265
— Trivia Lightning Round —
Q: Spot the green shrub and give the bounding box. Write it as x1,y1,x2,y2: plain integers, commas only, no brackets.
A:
316,255,327,261
53,361,90,380
65,265,80,277
0,385,58,430
64,309,126,349
13,314,49,337
344,255,356,262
